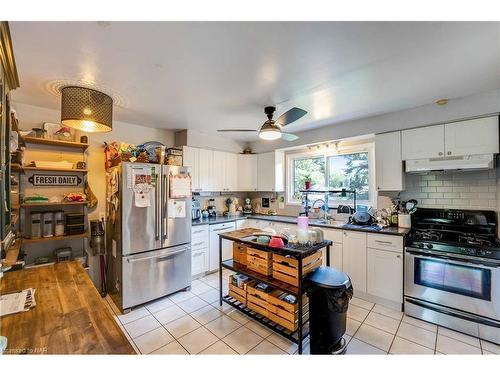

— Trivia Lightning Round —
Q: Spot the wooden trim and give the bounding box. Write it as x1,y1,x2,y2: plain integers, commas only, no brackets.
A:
22,136,89,150
0,22,20,89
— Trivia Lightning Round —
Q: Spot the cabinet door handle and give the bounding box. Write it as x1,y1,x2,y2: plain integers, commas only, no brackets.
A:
396,255,401,258
447,151,452,155
375,240,393,245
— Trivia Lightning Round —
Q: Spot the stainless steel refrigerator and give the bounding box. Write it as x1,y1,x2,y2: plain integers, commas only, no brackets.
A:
106,162,192,312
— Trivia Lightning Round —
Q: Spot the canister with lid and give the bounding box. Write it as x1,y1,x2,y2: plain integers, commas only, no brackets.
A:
54,210,65,236
30,211,42,239
42,211,54,238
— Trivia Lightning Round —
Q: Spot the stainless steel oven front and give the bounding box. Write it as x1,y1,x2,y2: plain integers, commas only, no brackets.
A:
404,247,500,344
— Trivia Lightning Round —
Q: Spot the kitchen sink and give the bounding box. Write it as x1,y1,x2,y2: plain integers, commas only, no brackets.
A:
309,218,347,226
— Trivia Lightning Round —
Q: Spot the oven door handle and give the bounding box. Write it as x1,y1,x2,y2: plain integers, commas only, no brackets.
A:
405,248,500,268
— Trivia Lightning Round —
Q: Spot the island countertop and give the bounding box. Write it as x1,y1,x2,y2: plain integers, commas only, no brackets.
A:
0,261,135,354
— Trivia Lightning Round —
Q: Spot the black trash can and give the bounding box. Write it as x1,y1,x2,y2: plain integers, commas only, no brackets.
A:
307,266,353,354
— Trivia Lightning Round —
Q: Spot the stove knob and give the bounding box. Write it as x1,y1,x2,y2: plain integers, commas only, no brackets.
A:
426,243,433,249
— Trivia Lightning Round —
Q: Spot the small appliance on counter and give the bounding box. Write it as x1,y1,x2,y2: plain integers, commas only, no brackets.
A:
207,198,217,217
192,198,201,220
243,197,253,215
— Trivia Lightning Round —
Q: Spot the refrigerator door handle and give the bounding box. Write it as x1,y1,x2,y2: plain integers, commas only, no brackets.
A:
154,173,160,240
126,247,188,263
162,173,168,241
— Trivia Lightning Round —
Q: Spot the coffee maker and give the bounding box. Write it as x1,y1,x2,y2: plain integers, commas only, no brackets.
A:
207,198,217,217
243,197,253,215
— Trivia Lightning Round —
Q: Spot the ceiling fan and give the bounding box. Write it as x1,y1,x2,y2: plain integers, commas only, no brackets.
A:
217,106,307,141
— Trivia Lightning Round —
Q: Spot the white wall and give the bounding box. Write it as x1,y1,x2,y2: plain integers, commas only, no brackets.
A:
175,129,245,153
250,88,500,153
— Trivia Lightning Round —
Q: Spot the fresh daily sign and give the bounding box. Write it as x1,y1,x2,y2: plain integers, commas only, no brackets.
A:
28,174,82,186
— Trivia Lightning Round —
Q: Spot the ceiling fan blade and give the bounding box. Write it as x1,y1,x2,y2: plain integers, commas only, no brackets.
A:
281,132,299,141
275,107,308,126
217,129,257,132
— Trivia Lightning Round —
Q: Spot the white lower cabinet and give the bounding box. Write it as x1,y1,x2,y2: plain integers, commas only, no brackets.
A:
342,231,367,294
235,219,247,229
367,247,403,303
322,228,343,270
191,225,209,276
192,248,209,276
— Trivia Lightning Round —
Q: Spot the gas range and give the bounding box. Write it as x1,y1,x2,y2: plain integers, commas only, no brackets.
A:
406,208,500,261
404,208,500,344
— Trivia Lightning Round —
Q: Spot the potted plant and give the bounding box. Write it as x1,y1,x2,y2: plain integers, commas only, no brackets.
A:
303,175,312,190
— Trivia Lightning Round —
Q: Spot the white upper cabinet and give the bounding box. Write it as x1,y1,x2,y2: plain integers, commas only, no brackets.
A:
223,152,238,191
402,117,499,161
198,148,214,191
402,125,445,160
257,151,285,192
182,146,200,191
444,117,499,156
212,151,225,191
375,131,405,191
238,154,258,191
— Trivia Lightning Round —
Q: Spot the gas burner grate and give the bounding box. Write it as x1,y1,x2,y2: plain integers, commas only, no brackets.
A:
457,234,494,247
413,229,443,241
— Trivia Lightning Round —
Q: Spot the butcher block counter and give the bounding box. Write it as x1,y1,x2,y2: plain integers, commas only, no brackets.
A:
0,261,135,354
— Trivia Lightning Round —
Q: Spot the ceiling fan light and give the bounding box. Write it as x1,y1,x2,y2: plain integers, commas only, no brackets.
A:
259,128,281,140
61,86,113,133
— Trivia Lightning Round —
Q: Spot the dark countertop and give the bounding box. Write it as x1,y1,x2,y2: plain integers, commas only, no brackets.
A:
192,214,409,236
249,215,410,236
219,228,332,259
192,215,248,226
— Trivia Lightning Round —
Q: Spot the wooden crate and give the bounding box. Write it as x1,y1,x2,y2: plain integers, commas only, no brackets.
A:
247,247,272,276
266,290,309,331
233,242,247,265
228,275,249,304
272,251,322,286
246,285,269,317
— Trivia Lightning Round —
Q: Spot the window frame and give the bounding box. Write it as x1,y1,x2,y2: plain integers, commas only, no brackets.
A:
286,142,376,208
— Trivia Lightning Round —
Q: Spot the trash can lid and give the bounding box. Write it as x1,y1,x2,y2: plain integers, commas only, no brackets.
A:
308,266,352,289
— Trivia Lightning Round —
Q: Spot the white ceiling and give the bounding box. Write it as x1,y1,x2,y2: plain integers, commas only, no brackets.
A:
10,21,500,142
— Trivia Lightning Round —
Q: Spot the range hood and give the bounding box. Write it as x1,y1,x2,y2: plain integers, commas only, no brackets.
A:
406,154,495,173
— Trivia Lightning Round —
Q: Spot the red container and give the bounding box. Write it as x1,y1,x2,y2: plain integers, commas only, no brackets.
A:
269,236,285,248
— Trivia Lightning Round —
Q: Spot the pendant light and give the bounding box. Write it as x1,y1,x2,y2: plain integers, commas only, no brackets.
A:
61,86,113,133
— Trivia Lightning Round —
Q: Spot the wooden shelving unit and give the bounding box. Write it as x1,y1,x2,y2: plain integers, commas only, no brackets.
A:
20,201,88,207
22,232,89,244
22,136,89,150
16,132,89,266
22,166,88,173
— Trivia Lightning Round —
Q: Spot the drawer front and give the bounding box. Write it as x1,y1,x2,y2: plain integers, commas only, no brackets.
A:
367,233,403,253
192,225,209,240
192,248,208,275
324,228,343,243
191,237,209,251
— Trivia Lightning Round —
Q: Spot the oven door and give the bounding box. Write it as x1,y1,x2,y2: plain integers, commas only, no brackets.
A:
405,248,500,321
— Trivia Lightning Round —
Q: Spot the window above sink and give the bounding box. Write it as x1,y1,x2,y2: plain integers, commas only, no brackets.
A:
286,141,376,209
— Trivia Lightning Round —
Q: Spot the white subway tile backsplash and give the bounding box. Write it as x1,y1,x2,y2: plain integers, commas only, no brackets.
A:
427,181,443,187
422,187,436,193
397,169,498,212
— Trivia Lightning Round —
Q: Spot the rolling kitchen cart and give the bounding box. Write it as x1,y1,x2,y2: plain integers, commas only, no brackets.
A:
218,229,332,354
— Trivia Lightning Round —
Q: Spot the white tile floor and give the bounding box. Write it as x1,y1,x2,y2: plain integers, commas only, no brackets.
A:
103,269,499,355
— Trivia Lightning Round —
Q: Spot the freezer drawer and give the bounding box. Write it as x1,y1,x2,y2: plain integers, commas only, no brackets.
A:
122,245,191,309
